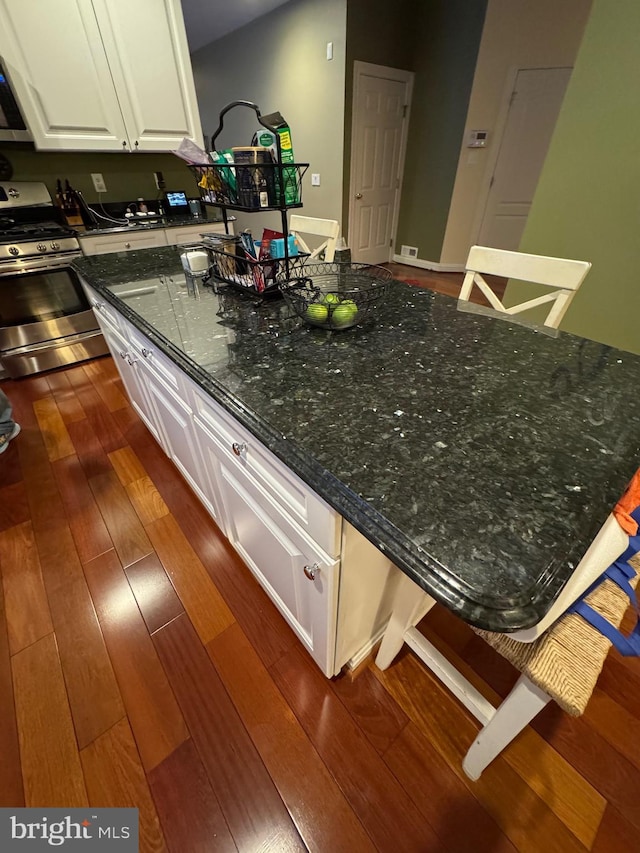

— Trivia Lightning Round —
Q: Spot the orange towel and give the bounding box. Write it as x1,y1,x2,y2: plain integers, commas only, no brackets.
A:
613,468,640,535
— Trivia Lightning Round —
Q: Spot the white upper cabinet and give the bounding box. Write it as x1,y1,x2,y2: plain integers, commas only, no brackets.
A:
0,0,203,152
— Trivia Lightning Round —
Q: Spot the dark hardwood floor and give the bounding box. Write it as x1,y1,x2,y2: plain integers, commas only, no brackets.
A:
384,263,466,298
0,267,635,851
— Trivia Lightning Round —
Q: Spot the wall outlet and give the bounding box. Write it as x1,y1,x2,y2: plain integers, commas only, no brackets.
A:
91,173,107,193
401,245,418,258
154,171,166,190
311,173,321,186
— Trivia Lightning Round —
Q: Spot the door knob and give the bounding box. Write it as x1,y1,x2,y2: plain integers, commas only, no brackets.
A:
355,192,363,199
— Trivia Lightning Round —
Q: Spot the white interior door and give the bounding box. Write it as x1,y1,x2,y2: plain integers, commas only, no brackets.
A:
478,67,572,250
349,62,413,264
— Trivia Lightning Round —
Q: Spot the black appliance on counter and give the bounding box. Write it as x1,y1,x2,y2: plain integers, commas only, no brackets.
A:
0,181,108,378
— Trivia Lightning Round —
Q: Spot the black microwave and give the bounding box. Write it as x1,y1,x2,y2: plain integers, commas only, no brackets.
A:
0,62,31,141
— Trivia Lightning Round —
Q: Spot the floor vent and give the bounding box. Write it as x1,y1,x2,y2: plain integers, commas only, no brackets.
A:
400,245,418,258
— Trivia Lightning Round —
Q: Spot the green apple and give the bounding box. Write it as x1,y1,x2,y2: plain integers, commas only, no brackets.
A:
323,293,341,305
305,303,329,324
331,300,359,327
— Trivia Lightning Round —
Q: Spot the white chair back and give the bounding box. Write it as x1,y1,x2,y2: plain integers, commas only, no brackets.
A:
289,215,340,262
459,245,591,329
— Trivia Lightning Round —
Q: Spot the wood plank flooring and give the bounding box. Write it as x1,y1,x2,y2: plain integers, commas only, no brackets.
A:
0,268,635,850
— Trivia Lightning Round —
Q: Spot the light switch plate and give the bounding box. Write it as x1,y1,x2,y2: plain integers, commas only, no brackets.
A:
311,173,321,186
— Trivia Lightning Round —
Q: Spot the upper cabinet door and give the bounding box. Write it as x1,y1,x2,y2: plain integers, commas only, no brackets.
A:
0,0,129,151
92,0,204,152
0,0,203,152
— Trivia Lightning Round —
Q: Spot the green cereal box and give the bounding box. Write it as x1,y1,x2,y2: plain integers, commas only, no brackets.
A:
257,112,299,205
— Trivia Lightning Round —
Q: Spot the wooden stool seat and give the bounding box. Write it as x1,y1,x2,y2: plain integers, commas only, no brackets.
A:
473,553,639,717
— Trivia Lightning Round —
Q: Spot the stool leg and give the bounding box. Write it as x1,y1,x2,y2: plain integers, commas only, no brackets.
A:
376,573,436,670
462,674,551,780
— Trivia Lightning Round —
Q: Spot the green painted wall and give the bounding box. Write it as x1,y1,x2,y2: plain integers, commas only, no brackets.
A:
0,143,196,204
344,0,487,259
396,0,487,261
512,0,640,353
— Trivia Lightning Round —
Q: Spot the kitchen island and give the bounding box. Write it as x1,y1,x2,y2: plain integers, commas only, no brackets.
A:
74,247,640,669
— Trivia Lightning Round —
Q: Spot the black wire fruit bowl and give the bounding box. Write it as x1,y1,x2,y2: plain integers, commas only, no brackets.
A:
278,261,393,330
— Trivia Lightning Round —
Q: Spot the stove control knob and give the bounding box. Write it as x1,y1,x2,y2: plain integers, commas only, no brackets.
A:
37,243,47,252
8,246,19,256
50,241,60,251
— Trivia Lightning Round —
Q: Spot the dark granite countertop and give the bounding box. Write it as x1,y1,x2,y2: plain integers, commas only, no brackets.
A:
80,215,228,237
74,246,640,631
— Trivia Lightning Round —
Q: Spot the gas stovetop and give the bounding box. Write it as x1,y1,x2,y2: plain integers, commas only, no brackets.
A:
0,181,81,266
0,220,75,241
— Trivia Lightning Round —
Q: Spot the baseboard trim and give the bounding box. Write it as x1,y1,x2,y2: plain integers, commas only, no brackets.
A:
392,254,465,273
345,629,385,672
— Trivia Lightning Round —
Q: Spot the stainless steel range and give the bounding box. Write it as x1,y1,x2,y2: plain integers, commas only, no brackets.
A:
0,181,107,378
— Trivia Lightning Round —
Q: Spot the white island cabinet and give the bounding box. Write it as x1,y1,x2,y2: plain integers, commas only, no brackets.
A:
0,0,202,151
82,281,411,677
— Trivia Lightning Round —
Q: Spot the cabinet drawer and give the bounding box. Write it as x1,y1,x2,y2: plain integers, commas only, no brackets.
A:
80,229,167,255
189,381,341,558
81,282,122,334
124,320,184,396
164,222,226,245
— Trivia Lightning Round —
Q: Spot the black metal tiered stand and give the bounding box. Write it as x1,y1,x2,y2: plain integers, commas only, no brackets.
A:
189,100,309,297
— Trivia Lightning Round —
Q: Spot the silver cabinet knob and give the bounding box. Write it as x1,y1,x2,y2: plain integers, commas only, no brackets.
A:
126,354,138,365
122,140,128,149
119,350,127,359
232,441,247,457
303,563,321,581
141,347,152,359
355,192,363,199
92,300,103,310
124,242,131,249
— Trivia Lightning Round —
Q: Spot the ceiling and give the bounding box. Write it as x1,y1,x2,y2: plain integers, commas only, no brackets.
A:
181,0,292,53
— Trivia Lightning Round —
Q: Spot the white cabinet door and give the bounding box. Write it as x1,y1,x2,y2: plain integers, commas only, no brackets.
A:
121,320,223,525
218,455,339,676
0,0,129,151
96,321,162,444
141,364,222,525
92,0,203,152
